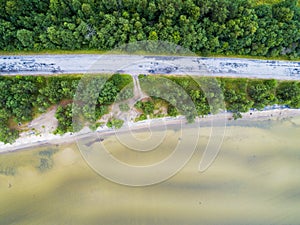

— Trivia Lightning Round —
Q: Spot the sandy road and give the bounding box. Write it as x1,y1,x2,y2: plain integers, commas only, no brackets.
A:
1,54,300,80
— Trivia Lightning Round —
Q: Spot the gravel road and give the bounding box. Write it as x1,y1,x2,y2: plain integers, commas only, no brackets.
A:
1,54,300,80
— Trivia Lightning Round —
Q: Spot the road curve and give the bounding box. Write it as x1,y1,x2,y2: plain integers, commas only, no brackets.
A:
1,54,300,80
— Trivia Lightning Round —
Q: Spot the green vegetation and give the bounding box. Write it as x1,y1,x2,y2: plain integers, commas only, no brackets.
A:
71,73,132,133
139,75,198,122
0,74,132,144
89,122,104,131
276,81,300,107
0,166,16,176
119,103,130,112
134,98,172,120
1,73,300,145
254,0,282,5
54,73,132,134
0,0,299,58
37,149,58,172
247,79,278,109
0,75,80,143
137,75,300,121
38,149,58,158
135,100,155,115
107,118,124,129
135,114,148,122
0,147,59,175
222,78,254,114
254,0,300,5
37,158,53,172
116,88,134,102
0,146,59,177
54,103,73,135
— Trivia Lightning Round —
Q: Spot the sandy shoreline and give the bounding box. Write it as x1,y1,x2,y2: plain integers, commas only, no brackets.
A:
1,107,300,154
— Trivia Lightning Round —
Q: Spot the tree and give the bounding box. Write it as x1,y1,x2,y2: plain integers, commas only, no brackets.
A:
247,79,277,109
273,6,294,22
16,29,34,48
81,3,93,18
54,104,73,134
276,81,300,108
0,0,299,58
0,19,16,50
148,31,158,41
107,118,124,129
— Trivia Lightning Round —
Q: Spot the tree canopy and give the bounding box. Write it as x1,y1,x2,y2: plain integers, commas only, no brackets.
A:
0,74,132,144
0,0,299,58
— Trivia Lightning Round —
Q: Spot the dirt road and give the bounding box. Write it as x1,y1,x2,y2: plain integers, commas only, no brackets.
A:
1,54,300,80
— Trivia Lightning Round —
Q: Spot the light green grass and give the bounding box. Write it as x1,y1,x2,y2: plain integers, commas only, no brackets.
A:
1,49,299,61
203,52,300,61
254,0,281,5
254,0,300,5
0,49,107,56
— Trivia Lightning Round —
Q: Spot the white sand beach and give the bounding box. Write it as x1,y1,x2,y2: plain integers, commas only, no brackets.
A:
1,107,300,154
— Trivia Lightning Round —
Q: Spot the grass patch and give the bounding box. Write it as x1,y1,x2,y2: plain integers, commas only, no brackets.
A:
1,48,299,61
0,49,107,56
201,52,300,61
254,0,281,5
253,0,300,5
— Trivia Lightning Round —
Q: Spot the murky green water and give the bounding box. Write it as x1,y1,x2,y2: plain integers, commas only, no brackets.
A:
1,117,300,225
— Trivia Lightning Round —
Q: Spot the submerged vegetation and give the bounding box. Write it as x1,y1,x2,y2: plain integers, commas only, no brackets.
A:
0,147,59,175
37,149,58,172
0,0,299,58
0,166,16,176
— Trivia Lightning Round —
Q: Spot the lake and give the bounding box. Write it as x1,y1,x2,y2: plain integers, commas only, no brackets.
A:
1,116,300,225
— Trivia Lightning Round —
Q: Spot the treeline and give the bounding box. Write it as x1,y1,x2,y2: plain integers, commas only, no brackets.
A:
1,0,300,58
138,75,300,121
0,74,132,144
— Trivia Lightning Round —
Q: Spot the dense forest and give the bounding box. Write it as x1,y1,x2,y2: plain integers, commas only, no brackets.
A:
0,0,300,58
2,73,299,144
